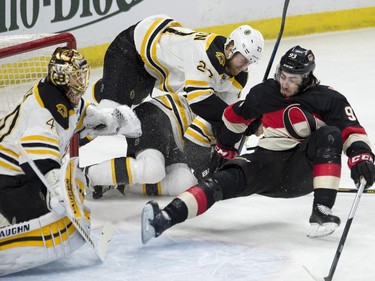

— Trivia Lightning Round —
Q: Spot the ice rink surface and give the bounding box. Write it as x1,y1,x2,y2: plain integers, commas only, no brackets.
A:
3,27,375,281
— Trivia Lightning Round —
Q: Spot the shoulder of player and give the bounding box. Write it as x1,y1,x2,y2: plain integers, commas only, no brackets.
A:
33,79,74,129
307,84,347,100
204,34,227,75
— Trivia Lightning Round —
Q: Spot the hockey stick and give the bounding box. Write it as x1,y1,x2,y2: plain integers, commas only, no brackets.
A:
338,187,375,194
324,178,367,281
17,142,113,262
237,0,290,154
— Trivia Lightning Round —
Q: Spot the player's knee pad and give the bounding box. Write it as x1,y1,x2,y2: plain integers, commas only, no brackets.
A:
220,156,250,174
161,163,198,196
310,126,342,162
132,149,166,184
0,212,86,276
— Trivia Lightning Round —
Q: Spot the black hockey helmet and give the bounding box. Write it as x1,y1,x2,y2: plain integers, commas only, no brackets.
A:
279,45,315,76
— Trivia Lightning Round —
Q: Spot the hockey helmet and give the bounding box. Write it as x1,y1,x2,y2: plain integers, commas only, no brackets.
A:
48,47,90,105
279,45,315,76
225,25,264,64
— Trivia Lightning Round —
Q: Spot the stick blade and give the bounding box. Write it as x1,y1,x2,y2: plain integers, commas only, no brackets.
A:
97,222,114,261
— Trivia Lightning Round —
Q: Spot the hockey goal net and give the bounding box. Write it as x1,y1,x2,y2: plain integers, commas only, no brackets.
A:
0,33,79,155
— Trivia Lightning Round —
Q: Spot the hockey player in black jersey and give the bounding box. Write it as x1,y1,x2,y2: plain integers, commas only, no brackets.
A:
141,45,375,243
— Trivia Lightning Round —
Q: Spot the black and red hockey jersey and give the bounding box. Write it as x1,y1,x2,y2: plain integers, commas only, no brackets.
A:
223,79,372,156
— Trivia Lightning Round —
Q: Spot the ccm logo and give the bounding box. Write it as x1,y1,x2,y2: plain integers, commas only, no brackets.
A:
349,154,374,168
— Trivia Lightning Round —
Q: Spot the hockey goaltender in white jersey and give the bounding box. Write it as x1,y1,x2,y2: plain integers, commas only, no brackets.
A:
0,47,134,276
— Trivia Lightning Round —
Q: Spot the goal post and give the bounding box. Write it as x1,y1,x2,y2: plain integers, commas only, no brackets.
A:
0,32,79,156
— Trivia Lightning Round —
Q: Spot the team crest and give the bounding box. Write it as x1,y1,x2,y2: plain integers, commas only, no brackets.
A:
216,52,225,66
56,104,68,118
244,29,252,35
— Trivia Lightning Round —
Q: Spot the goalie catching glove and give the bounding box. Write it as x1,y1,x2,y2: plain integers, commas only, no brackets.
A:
348,152,375,189
82,104,142,138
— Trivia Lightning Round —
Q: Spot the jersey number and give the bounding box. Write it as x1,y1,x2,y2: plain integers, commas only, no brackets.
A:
197,61,213,78
345,106,356,121
46,118,55,129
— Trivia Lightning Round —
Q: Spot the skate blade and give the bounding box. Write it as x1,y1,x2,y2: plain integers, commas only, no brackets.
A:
141,203,156,244
307,222,338,238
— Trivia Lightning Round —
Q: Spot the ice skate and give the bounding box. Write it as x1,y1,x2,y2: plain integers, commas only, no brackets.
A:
307,204,341,238
141,201,171,244
92,185,115,199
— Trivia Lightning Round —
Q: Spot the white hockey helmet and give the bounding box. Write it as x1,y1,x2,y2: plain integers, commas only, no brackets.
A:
225,25,264,64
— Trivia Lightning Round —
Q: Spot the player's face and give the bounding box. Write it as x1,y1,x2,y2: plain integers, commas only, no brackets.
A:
225,52,251,76
278,71,303,97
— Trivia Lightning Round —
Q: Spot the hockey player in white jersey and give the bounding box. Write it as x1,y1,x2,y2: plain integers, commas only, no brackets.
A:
0,47,132,276
93,14,264,143
84,93,199,198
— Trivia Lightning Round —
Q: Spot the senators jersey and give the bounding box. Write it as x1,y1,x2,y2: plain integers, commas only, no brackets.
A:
133,15,247,124
0,78,88,177
223,79,372,155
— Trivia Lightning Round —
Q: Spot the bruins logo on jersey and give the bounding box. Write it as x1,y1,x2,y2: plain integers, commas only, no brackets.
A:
215,52,225,66
56,104,68,118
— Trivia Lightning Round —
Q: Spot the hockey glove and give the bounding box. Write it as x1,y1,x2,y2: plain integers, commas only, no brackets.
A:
244,117,263,137
348,153,375,189
113,105,142,138
215,142,238,160
82,105,120,138
45,169,65,215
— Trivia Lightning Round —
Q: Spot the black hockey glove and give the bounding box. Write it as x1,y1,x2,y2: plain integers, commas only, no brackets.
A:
348,153,375,189
244,117,262,136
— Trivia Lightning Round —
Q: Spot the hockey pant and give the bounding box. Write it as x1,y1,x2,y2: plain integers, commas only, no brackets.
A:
87,149,197,196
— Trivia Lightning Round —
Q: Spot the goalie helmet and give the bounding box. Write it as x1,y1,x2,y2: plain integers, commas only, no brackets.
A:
225,25,264,64
48,47,90,105
279,45,315,76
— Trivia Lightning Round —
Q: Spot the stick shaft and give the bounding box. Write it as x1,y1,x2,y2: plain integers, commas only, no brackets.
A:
324,178,366,280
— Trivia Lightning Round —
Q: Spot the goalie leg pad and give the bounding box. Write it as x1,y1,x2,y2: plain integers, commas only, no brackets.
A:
0,212,85,277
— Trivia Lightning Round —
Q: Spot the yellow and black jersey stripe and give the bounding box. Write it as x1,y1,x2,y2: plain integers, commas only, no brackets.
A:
137,17,182,93
0,217,75,250
184,116,215,147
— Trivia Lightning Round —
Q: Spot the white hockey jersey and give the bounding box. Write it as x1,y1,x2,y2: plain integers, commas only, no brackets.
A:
0,78,88,176
133,14,247,112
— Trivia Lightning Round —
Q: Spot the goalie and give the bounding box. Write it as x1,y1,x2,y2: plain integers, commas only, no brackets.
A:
0,47,125,276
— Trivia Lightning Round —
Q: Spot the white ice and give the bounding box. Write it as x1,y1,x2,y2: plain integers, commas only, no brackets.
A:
4,28,375,281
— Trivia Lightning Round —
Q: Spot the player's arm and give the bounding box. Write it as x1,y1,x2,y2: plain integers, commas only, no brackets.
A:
326,89,375,188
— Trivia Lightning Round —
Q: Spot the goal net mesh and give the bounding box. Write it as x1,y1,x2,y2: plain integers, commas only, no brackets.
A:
0,33,76,118
0,33,79,156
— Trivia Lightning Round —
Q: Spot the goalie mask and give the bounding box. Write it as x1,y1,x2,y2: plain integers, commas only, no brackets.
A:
225,25,264,66
48,47,90,106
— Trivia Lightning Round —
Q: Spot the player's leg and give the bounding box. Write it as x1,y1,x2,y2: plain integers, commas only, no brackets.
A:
306,126,342,237
141,153,275,243
0,175,49,224
128,163,197,196
95,24,156,106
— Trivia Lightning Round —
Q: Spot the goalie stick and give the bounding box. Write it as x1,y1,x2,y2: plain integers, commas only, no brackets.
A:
17,142,113,262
